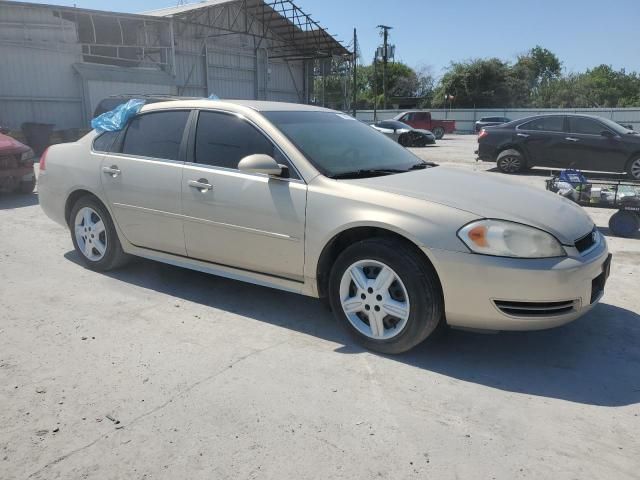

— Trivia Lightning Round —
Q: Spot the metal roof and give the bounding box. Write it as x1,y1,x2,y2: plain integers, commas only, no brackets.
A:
145,0,350,59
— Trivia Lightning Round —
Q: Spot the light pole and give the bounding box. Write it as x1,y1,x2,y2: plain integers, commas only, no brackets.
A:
377,25,393,111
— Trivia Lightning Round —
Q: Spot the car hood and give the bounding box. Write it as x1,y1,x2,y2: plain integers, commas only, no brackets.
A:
348,167,594,245
0,133,30,155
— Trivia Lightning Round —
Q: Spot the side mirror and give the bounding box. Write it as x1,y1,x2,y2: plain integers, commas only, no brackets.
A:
238,154,286,177
601,130,615,138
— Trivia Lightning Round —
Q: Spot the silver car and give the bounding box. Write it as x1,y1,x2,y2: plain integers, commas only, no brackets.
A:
38,100,611,354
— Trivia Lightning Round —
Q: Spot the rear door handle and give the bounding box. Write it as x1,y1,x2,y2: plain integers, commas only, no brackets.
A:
565,137,579,142
102,165,121,177
188,179,213,192
516,133,530,138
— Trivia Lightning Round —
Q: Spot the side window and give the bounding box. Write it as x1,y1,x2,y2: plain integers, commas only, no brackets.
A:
194,111,299,179
570,117,608,135
121,110,190,160
92,131,119,153
519,116,564,132
415,113,428,121
401,113,412,122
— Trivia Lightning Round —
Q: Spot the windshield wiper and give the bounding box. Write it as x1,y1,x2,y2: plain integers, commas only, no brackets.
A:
408,161,437,170
329,168,407,179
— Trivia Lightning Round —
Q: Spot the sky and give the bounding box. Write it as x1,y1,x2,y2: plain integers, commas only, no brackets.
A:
17,0,640,78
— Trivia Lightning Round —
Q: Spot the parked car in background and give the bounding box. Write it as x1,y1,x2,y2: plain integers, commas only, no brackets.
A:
476,114,640,179
0,129,35,194
39,100,610,354
475,116,511,132
393,111,455,139
371,120,436,146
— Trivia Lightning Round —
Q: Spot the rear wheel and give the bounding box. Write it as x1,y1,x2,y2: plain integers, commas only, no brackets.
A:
398,134,411,147
609,210,640,237
497,149,526,173
328,238,443,354
626,156,640,180
69,196,129,271
432,126,445,139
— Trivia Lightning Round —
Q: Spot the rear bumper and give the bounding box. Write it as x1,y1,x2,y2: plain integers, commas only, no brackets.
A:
427,241,610,331
476,143,497,162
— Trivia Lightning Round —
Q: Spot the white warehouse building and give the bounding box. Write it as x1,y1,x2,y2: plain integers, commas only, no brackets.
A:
0,0,350,131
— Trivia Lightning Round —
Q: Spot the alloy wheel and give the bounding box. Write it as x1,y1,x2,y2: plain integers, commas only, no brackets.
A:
339,259,410,340
630,158,640,179
499,155,522,173
74,207,107,261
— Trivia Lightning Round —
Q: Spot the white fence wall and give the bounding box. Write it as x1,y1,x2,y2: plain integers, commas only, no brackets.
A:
356,108,640,132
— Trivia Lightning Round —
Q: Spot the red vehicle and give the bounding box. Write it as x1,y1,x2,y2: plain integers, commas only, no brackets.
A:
0,130,35,194
393,111,455,139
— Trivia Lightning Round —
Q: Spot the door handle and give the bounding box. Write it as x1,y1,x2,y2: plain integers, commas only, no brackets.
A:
516,133,530,138
565,137,579,142
188,178,213,192
102,165,121,177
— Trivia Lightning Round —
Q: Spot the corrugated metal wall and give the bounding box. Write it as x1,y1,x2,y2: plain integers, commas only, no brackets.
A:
0,3,84,129
357,108,640,132
0,1,310,130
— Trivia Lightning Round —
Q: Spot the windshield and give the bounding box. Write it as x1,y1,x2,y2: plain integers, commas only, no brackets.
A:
264,111,427,177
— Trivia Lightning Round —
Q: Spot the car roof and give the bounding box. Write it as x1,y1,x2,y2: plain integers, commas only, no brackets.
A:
141,99,336,113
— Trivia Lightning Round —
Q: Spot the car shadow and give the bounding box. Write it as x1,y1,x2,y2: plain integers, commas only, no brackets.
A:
485,166,630,180
0,192,38,209
64,251,640,407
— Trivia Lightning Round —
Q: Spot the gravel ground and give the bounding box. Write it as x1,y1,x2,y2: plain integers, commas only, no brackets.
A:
1,136,639,479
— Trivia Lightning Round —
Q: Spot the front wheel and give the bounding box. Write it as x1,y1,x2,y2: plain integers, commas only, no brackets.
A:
328,239,443,354
432,126,445,139
626,156,640,180
69,196,129,271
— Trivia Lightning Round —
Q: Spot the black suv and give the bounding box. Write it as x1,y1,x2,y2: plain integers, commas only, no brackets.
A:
477,114,640,179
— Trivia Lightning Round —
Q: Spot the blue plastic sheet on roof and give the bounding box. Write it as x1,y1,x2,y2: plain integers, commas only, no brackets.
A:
208,94,220,100
91,99,145,132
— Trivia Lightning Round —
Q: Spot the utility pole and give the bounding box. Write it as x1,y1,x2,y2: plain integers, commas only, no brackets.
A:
352,28,357,118
373,54,378,121
377,25,392,110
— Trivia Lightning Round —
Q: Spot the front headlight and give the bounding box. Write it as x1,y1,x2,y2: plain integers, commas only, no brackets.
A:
21,149,35,162
458,220,566,258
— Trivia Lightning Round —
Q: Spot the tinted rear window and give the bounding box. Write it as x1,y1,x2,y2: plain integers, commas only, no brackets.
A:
121,110,190,160
519,116,565,132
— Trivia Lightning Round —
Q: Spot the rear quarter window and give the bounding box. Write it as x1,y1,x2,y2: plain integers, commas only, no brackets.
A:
92,131,119,153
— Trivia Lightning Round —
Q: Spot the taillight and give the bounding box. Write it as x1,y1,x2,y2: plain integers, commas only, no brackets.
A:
39,147,49,171
478,129,488,140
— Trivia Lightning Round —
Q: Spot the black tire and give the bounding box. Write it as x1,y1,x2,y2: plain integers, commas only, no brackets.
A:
328,238,444,354
626,156,640,180
17,177,36,194
496,149,526,174
69,195,129,271
398,134,411,147
608,211,640,238
432,126,445,139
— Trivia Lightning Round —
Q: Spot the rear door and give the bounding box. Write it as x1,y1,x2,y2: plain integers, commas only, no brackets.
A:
100,110,190,255
181,110,307,280
562,116,628,172
515,116,566,167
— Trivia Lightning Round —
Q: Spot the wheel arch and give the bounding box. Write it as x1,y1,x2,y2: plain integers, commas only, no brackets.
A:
64,189,106,227
497,143,528,163
315,225,442,301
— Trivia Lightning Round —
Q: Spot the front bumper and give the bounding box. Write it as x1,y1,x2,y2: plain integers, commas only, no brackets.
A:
427,240,610,331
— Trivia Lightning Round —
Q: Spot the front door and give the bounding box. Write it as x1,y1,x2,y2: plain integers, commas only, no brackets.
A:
181,110,306,280
100,110,191,256
515,116,566,167
561,116,628,172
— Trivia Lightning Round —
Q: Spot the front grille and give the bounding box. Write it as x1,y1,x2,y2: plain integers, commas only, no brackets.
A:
0,154,19,169
575,228,597,254
494,300,577,317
